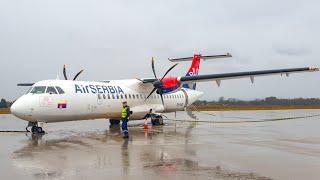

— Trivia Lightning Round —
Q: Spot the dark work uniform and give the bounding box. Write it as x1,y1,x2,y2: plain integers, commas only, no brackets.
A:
121,105,130,138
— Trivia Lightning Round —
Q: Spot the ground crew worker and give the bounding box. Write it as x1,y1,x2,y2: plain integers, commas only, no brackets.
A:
121,101,131,138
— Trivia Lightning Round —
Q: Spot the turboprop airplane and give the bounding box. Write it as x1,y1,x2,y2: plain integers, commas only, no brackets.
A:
10,53,319,133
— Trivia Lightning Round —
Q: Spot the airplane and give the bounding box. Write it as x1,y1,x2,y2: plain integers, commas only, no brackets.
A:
10,53,319,134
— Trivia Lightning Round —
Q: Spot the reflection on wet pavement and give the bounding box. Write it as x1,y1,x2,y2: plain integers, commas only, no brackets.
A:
1,110,320,180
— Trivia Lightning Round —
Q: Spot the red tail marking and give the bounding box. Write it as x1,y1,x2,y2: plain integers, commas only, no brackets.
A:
186,54,201,76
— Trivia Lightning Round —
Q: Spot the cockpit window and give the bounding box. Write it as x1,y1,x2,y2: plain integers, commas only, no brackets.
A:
46,86,58,94
26,87,33,94
55,86,65,94
30,86,46,94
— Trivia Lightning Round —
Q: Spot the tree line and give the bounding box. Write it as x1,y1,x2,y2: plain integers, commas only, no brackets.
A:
0,99,12,108
194,96,320,106
1,97,320,108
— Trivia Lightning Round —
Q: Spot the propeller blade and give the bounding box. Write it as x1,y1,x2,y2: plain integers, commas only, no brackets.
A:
63,65,68,80
151,57,158,79
161,63,178,81
17,83,34,86
136,78,144,82
73,69,84,81
145,87,157,100
160,94,164,106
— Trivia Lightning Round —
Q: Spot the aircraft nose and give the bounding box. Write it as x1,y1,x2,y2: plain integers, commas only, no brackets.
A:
10,100,21,117
11,98,29,119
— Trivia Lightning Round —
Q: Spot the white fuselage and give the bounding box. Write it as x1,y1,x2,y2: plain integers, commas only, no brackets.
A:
11,79,203,123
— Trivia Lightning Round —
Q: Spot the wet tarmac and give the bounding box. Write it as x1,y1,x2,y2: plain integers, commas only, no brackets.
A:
1,110,320,180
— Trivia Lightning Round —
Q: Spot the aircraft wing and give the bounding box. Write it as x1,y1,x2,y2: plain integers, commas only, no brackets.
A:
179,67,319,84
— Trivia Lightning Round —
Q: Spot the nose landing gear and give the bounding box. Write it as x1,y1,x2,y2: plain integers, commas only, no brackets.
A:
26,122,45,134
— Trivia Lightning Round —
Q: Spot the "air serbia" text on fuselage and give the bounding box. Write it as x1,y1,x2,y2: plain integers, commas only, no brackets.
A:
75,84,124,94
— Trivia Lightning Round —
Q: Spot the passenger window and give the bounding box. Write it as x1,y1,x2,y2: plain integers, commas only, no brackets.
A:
55,86,65,94
120,94,123,99
125,94,127,99
98,94,102,99
132,94,135,99
103,94,106,99
107,94,111,99
129,94,131,99
112,94,115,99
31,86,46,94
116,94,119,99
46,86,58,94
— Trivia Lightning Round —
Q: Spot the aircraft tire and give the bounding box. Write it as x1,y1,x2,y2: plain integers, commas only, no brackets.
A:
151,115,164,126
31,126,45,134
31,126,38,134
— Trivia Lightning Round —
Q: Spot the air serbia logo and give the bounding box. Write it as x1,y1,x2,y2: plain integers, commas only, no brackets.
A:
187,67,199,77
75,84,124,94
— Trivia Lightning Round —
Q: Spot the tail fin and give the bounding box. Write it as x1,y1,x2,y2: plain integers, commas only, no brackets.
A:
168,53,232,90
182,54,201,90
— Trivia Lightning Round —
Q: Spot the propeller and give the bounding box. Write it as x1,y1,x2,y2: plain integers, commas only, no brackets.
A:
63,65,84,81
63,65,68,80
145,57,178,105
73,70,84,80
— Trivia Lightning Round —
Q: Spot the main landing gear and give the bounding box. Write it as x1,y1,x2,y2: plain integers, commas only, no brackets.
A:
150,114,164,126
109,114,164,127
26,122,45,134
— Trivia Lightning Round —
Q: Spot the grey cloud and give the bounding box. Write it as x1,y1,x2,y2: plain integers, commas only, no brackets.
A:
275,47,311,56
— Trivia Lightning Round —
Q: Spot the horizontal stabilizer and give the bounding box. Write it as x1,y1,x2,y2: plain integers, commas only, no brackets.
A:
168,53,232,62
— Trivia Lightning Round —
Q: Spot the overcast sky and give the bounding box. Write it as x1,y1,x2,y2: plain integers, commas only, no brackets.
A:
0,0,319,101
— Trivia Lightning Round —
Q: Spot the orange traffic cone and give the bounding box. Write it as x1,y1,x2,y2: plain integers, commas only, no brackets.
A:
143,118,149,129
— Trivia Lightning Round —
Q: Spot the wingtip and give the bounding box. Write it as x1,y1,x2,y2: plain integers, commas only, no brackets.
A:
309,66,319,71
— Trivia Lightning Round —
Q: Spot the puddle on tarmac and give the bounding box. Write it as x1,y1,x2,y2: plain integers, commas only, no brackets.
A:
1,110,320,180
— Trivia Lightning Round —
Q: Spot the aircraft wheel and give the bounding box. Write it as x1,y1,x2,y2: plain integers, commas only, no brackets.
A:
31,126,45,134
151,115,164,126
31,126,38,133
